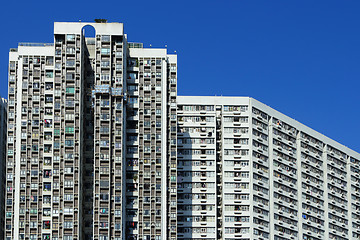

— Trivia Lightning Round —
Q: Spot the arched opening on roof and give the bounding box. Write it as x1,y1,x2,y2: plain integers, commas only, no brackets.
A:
82,25,96,38
81,25,96,59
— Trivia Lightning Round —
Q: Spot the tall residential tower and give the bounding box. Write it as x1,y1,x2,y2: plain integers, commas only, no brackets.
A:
5,22,177,240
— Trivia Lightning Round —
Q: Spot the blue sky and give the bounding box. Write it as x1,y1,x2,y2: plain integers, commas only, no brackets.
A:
0,1,359,152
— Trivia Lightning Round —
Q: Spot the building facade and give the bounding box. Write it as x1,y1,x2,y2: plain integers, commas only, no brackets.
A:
0,97,7,239
176,96,360,240
5,22,177,240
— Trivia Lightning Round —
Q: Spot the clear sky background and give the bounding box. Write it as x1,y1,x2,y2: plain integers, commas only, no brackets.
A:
0,1,359,152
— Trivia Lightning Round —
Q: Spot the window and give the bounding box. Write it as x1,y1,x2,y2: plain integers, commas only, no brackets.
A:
64,194,73,201
54,155,60,162
45,95,53,104
101,61,110,67
66,34,75,41
65,99,75,107
54,129,60,136
129,97,138,104
43,208,51,216
30,235,37,240
44,119,52,128
45,71,53,78
101,74,110,81
43,234,51,240
65,126,74,133
43,196,51,204
44,144,52,153
65,140,74,147
66,73,75,80
128,85,138,91
101,35,110,42
53,142,60,149
101,100,110,107
64,221,73,229
127,147,138,154
66,87,75,94
101,48,111,55
128,72,137,80
32,145,39,152
64,208,73,214
44,157,51,166
44,183,51,191
52,196,59,203
43,221,51,229
66,59,75,67
65,113,75,120
43,170,52,178
66,47,75,54
64,181,73,187
54,102,61,109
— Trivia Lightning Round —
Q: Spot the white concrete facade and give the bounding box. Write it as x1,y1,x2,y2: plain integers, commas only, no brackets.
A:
0,97,7,240
177,96,360,240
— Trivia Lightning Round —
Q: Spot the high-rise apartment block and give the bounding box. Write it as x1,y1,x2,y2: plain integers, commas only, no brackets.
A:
176,96,360,240
5,21,360,240
6,22,176,240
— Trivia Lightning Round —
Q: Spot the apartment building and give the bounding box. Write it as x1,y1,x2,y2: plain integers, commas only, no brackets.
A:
0,97,7,239
124,48,178,240
5,21,176,240
177,96,360,240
